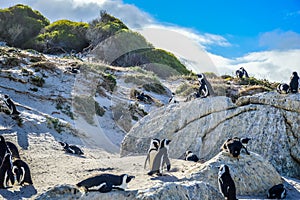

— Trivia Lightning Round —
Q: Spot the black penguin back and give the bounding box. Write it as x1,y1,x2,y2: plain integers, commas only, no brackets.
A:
6,141,20,159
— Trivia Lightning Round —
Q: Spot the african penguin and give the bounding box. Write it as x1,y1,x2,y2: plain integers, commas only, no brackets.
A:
184,150,199,162
236,67,249,79
3,95,20,115
168,93,179,104
218,164,237,200
289,71,300,93
12,159,33,185
267,183,286,199
59,142,84,155
0,153,14,188
0,135,9,163
76,173,135,193
197,74,209,98
277,83,290,94
148,139,171,176
144,138,160,170
221,137,250,159
6,141,20,160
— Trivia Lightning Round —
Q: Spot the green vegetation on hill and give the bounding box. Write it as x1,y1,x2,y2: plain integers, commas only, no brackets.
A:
0,4,50,48
0,5,190,78
33,20,89,53
86,11,129,46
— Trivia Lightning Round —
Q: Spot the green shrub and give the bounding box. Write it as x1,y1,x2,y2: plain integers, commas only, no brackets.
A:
30,75,45,87
0,4,49,48
34,19,89,53
143,82,167,95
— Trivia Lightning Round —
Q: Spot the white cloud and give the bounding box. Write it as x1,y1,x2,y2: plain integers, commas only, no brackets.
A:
259,29,300,50
209,49,300,82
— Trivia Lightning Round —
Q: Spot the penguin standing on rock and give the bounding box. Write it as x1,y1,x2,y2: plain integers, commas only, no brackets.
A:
2,95,20,115
76,173,135,193
148,139,171,176
197,74,210,98
144,138,160,170
59,142,84,155
289,71,300,93
218,164,238,200
12,159,33,185
184,150,199,162
236,67,249,79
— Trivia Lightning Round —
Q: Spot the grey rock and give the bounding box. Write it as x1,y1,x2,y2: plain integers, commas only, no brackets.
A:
121,92,300,178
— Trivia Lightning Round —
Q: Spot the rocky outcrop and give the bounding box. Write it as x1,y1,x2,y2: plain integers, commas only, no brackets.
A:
121,92,300,178
186,151,282,196
36,181,222,200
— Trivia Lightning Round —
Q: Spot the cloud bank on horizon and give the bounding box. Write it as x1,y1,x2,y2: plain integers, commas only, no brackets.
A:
1,0,300,82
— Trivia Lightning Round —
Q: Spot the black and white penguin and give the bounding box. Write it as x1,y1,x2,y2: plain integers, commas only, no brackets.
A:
221,137,250,159
240,137,251,145
76,173,135,193
218,164,238,200
3,95,20,115
144,138,160,169
267,184,287,199
0,135,9,163
289,71,300,93
236,67,249,79
147,139,171,176
6,141,20,160
184,150,199,162
168,93,179,104
59,142,84,155
12,159,33,185
0,153,14,188
277,83,290,94
197,74,209,98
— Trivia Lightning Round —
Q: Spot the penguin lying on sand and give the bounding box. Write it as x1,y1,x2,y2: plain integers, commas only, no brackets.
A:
59,142,84,155
12,159,33,185
144,138,160,170
76,173,135,193
184,151,199,162
218,164,238,200
147,139,171,176
267,184,286,199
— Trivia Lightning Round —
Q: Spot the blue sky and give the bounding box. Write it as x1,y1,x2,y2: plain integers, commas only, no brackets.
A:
1,0,300,81
123,0,300,57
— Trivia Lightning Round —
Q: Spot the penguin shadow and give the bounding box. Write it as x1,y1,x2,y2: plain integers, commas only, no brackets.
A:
0,188,15,200
63,152,86,158
18,185,37,198
149,173,179,182
84,167,115,173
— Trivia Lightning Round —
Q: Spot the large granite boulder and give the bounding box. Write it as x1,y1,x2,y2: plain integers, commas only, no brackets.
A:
185,151,282,196
121,92,300,178
35,181,222,200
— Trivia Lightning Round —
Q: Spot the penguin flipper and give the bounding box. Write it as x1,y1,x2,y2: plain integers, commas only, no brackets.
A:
99,182,113,193
144,154,150,169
